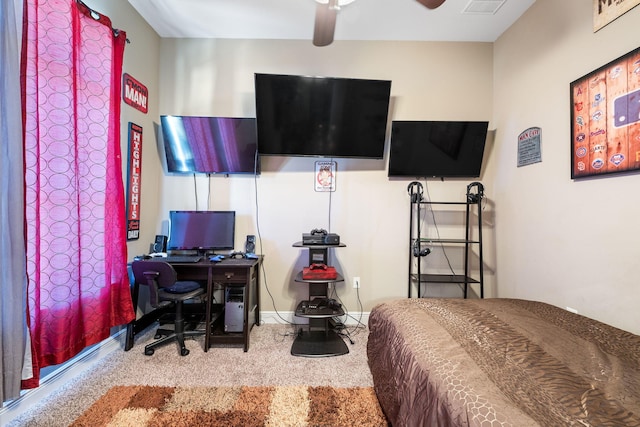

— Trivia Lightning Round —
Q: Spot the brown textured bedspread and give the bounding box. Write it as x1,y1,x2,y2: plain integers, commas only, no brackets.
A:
367,298,640,426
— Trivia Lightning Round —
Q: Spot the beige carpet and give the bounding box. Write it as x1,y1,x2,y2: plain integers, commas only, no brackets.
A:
8,323,377,426
71,385,388,426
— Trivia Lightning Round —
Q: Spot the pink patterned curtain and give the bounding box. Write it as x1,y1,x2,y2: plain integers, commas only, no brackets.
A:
21,0,134,388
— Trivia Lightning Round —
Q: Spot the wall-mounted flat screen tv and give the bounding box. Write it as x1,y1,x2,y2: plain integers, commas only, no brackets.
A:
388,121,489,178
160,116,259,175
167,210,236,252
254,73,391,158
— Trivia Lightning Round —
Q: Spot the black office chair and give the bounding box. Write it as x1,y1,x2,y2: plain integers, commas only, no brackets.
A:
131,260,205,356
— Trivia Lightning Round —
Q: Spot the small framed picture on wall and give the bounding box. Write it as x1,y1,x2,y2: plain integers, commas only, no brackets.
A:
593,0,640,32
315,161,336,192
570,46,640,179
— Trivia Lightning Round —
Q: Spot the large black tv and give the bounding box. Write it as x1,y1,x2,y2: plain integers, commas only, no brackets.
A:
254,73,391,158
388,121,489,178
167,210,236,252
160,116,259,175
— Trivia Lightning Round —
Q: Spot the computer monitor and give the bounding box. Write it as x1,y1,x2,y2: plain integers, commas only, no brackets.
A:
167,210,235,253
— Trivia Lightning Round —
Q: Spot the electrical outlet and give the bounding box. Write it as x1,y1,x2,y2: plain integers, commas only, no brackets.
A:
353,276,360,289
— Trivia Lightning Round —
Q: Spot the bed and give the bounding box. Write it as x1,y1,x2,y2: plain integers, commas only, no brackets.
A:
367,298,640,426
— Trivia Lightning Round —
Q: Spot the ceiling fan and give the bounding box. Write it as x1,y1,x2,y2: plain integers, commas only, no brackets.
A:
313,0,447,47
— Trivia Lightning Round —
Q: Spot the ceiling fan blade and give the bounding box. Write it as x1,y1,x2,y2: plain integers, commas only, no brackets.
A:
313,2,337,47
416,0,446,9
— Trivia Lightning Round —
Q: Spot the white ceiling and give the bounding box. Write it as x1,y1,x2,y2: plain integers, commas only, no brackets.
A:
127,0,536,43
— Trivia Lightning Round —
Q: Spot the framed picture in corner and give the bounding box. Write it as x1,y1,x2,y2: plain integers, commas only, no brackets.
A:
570,46,640,179
593,0,640,32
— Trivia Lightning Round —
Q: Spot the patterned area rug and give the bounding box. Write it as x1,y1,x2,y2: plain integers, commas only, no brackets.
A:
71,385,389,426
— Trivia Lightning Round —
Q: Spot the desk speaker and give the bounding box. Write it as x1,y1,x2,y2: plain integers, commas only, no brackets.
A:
245,235,256,254
153,235,167,253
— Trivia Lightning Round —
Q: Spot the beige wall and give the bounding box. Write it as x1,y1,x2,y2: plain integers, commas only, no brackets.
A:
93,0,640,335
490,0,640,334
156,39,494,313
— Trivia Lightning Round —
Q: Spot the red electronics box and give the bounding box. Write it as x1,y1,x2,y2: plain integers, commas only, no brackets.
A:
302,263,337,280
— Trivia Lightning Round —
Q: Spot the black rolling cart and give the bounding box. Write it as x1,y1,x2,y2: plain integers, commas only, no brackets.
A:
291,241,348,357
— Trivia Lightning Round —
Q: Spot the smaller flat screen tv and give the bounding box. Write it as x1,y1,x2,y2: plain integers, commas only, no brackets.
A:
388,121,489,178
254,73,391,158
161,116,259,175
168,210,235,252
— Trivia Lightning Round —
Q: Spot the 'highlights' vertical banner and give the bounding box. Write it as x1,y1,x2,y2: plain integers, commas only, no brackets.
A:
126,122,143,240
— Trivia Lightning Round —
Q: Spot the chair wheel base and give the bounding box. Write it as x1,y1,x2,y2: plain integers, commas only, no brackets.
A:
144,348,154,356
181,348,190,356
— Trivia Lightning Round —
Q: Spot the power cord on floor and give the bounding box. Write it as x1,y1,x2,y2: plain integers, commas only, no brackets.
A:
330,284,367,345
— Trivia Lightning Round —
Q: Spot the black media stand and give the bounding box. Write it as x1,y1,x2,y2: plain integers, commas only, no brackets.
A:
291,242,348,357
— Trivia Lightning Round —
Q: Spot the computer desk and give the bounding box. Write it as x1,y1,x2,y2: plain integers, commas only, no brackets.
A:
125,256,262,352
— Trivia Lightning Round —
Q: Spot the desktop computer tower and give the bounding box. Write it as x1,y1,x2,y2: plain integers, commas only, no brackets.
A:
224,286,244,333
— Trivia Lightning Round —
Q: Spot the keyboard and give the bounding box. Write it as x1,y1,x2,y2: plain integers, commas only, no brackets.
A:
163,255,202,263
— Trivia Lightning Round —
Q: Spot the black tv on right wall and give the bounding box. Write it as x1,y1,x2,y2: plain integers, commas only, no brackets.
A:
388,120,489,178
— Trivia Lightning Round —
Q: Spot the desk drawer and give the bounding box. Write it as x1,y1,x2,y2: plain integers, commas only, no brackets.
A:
212,268,248,283
172,265,209,281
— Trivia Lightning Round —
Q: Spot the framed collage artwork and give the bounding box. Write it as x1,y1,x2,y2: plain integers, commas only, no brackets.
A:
570,46,640,179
